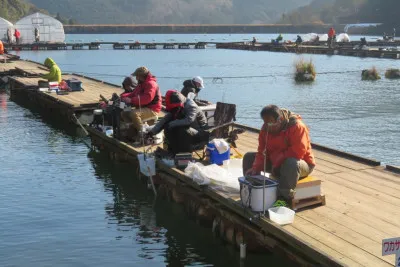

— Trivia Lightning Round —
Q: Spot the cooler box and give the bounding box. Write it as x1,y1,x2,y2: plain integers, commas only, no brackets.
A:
206,142,230,165
239,175,278,212
66,78,82,91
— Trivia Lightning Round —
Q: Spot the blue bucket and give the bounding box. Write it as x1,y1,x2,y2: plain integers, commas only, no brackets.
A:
206,142,230,165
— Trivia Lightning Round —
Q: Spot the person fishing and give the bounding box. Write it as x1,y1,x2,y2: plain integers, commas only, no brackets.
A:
275,34,283,43
295,35,303,46
242,105,316,207
147,90,208,155
252,37,257,46
121,76,137,94
0,40,4,55
120,66,162,139
41,58,62,82
180,76,204,99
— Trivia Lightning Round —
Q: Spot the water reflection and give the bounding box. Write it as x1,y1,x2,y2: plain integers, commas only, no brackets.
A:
88,151,290,266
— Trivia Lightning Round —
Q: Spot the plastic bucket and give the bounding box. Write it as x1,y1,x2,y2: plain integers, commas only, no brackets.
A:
238,176,278,212
137,154,156,177
268,207,295,225
206,142,230,165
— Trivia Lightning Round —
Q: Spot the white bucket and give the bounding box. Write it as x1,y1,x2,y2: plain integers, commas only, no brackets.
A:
137,154,156,177
238,175,278,212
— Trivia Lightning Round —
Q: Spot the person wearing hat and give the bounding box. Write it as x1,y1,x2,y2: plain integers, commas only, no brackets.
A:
121,66,162,137
180,76,204,100
147,90,208,155
120,76,137,94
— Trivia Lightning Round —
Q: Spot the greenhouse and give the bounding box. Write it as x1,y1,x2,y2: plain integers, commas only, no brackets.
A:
15,13,65,44
0,17,14,43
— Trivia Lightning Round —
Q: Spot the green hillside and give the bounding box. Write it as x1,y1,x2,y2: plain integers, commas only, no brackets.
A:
280,0,400,27
27,0,312,24
0,0,44,22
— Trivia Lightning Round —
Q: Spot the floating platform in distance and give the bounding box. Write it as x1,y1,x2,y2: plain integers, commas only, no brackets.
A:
216,42,400,59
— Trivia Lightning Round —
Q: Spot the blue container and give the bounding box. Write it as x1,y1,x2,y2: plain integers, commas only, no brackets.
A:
66,79,82,91
206,142,230,165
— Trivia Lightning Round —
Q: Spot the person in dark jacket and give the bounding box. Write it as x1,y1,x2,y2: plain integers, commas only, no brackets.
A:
180,76,204,99
148,90,209,155
121,76,137,94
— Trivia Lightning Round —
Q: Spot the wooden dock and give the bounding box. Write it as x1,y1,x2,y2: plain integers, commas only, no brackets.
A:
87,122,399,267
216,42,400,60
3,42,208,51
3,57,400,266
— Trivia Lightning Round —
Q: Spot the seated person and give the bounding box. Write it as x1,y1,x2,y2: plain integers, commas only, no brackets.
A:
295,35,303,45
252,37,257,46
148,90,209,155
42,58,62,82
242,105,316,206
121,76,137,94
121,66,162,137
275,34,283,43
180,76,204,99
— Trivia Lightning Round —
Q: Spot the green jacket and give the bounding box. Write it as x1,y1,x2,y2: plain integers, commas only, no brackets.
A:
42,58,62,82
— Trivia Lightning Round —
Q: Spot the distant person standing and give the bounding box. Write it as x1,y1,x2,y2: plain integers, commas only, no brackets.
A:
34,27,40,42
6,28,12,44
393,28,396,39
0,40,4,55
328,27,336,48
14,29,21,44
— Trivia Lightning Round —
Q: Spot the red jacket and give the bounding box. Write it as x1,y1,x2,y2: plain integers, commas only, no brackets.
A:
252,116,315,172
121,74,162,113
328,28,335,38
14,30,21,38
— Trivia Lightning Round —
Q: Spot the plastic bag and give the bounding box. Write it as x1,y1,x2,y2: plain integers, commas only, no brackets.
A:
184,162,211,185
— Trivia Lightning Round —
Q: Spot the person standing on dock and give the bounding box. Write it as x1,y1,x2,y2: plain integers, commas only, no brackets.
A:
34,27,40,43
14,29,21,45
181,76,204,99
7,28,12,44
252,37,257,46
41,58,62,82
243,105,316,206
121,66,162,137
328,27,336,48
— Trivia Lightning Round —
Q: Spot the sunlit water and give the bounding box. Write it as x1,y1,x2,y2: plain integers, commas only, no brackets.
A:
12,33,400,165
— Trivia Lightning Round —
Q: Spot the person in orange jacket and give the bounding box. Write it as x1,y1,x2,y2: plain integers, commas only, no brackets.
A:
328,27,336,48
0,40,4,55
243,105,316,203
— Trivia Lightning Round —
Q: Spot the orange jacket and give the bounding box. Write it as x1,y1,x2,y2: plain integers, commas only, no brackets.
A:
0,41,4,55
252,115,315,171
328,28,336,38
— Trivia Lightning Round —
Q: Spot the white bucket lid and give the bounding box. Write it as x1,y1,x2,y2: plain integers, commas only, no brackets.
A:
94,109,103,115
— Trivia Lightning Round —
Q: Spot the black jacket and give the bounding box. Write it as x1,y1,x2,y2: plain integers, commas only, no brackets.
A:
180,80,200,98
151,99,207,135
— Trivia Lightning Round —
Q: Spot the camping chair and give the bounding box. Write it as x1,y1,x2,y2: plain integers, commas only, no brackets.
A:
192,102,242,160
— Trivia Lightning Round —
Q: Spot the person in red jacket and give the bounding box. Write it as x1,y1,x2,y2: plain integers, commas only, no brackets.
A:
120,66,162,136
243,105,316,203
328,27,336,48
14,29,21,44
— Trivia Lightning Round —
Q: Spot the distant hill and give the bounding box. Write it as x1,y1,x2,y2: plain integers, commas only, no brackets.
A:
0,0,44,22
26,0,312,24
280,0,400,28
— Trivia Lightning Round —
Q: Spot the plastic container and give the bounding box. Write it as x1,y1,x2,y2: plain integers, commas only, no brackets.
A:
206,142,230,165
238,175,278,212
66,78,82,91
268,207,295,225
137,154,156,177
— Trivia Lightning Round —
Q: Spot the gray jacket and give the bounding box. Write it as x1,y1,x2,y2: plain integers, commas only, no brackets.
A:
151,99,207,134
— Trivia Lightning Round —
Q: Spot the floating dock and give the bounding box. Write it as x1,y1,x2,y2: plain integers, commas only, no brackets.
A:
3,57,400,266
216,42,400,59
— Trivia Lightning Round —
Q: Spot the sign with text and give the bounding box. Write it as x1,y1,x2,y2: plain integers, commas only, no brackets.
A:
382,237,400,256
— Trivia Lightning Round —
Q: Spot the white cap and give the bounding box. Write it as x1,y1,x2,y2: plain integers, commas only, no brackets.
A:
192,76,204,88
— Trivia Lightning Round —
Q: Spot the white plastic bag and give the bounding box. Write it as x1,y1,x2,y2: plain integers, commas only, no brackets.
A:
184,162,211,185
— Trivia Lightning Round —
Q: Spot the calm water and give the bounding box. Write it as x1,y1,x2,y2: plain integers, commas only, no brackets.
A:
2,33,400,266
0,96,288,266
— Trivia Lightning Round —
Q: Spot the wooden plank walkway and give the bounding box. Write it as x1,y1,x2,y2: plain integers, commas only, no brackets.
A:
0,60,48,76
87,124,398,266
9,74,123,110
